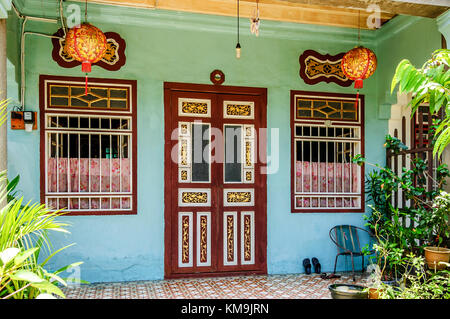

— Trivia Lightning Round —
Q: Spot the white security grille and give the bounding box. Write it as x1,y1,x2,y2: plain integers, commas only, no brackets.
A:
44,113,133,212
294,124,362,210
292,92,364,212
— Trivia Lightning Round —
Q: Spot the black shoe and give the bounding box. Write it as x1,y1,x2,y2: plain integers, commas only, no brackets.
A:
312,257,321,274
303,258,312,275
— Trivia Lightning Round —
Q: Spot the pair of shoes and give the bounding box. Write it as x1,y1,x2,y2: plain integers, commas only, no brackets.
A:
303,257,321,274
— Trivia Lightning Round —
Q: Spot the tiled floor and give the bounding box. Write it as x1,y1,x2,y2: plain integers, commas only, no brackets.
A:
63,272,368,299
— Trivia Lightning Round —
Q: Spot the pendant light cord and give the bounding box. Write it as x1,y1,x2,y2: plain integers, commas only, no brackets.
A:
357,9,361,45
85,0,88,23
237,0,240,44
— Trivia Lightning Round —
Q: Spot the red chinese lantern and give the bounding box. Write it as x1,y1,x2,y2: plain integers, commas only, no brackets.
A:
341,46,377,108
64,23,107,94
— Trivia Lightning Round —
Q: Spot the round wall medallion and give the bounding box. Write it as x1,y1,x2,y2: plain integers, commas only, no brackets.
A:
210,69,225,85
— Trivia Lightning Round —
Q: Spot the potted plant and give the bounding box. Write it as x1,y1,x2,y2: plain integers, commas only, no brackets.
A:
363,206,405,299
420,191,450,271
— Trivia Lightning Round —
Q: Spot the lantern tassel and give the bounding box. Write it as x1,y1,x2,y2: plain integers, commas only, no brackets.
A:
354,90,359,110
354,78,364,89
85,74,88,95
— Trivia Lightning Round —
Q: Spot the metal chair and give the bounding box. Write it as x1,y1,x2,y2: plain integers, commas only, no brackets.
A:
329,225,376,281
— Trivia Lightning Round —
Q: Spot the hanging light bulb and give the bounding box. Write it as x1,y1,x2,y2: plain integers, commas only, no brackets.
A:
236,43,241,59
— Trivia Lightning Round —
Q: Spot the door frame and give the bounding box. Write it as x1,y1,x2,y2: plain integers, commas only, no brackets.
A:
163,82,268,279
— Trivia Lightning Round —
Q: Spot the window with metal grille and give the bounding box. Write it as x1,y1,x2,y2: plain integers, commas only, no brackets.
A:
40,75,137,215
291,91,365,212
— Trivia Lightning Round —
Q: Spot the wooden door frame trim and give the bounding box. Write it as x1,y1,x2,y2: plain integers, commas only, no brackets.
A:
163,81,268,279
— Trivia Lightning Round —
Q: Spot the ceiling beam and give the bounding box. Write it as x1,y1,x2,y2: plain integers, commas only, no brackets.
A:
81,0,394,29
274,0,449,18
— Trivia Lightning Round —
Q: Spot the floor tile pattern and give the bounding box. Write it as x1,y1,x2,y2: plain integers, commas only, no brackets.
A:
63,273,367,299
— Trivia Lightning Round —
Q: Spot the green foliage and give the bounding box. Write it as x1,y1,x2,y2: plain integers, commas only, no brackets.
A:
6,175,20,203
0,100,84,299
383,135,408,154
419,191,450,247
360,136,449,249
376,254,450,299
391,49,450,157
0,176,84,299
354,135,450,285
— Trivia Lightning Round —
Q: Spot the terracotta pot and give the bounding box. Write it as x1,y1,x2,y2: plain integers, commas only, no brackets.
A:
424,246,450,270
368,287,380,299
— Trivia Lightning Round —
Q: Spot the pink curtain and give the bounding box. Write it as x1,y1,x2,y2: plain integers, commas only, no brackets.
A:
47,158,131,193
47,158,131,210
295,161,359,208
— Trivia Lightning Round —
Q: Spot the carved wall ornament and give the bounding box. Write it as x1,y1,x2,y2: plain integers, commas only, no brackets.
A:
181,215,190,263
210,69,225,85
52,28,126,72
299,50,352,87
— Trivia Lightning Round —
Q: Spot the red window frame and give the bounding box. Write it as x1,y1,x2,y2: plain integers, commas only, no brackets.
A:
39,74,138,216
290,90,365,213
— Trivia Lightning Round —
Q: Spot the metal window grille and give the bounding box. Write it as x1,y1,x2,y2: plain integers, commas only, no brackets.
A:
292,93,364,211
43,80,135,214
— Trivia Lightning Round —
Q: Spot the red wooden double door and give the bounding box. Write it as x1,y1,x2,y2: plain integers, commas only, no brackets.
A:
164,82,267,278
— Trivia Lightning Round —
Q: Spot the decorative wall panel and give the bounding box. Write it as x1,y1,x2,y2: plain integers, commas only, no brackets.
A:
178,98,211,117
223,101,254,119
178,188,211,207
178,212,193,267
241,211,255,265
299,50,352,87
52,29,126,71
223,212,237,266
196,212,211,267
48,84,129,111
223,189,255,207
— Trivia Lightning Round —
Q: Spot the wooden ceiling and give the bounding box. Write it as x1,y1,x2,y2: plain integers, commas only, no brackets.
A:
80,0,449,29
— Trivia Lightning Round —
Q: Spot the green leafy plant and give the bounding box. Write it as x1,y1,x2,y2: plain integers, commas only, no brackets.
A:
0,182,83,299
417,191,450,248
384,135,408,154
0,99,84,298
355,135,450,286
376,254,450,299
6,175,20,203
355,136,450,250
391,49,450,157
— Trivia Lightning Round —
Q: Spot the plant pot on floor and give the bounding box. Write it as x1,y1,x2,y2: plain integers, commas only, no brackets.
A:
367,280,400,299
328,284,368,299
368,287,380,299
424,246,450,270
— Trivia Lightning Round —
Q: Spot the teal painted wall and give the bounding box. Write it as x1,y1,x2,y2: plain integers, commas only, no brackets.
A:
376,16,442,107
5,2,443,283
